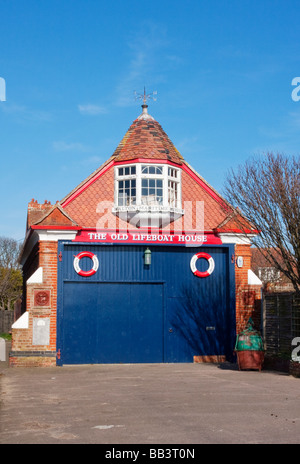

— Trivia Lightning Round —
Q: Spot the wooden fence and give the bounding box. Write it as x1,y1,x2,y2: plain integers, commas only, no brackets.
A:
0,311,14,333
263,292,300,362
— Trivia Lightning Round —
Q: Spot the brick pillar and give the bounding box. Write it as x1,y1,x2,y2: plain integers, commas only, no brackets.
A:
38,241,58,353
10,241,58,367
235,244,262,334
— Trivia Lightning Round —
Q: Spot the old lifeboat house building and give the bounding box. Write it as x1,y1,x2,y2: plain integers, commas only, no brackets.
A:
11,103,261,367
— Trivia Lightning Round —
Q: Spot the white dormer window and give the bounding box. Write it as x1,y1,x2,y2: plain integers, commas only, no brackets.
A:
117,165,137,206
168,167,179,208
113,163,183,227
141,165,163,206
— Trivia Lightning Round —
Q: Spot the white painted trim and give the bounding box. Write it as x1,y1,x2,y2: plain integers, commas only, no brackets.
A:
19,230,39,266
176,167,182,210
20,229,78,266
248,269,262,285
37,230,78,241
162,164,168,208
12,312,29,329
219,233,254,245
27,267,43,284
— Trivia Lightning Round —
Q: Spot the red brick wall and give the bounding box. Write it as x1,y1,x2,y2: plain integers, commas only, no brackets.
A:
10,241,58,367
38,241,58,351
235,244,262,334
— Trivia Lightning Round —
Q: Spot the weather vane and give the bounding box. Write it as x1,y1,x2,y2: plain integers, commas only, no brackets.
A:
134,87,157,106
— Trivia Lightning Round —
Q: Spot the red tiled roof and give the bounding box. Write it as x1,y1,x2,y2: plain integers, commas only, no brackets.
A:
214,209,257,234
109,108,184,165
27,200,78,229
39,107,254,234
27,199,54,229
62,165,230,231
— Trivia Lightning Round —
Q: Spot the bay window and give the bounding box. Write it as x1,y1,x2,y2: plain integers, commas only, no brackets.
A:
113,163,183,227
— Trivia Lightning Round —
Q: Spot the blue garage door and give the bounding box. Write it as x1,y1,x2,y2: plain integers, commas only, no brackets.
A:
62,282,164,364
57,244,235,365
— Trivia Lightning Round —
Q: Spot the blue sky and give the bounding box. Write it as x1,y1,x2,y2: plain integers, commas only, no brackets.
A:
1,0,300,240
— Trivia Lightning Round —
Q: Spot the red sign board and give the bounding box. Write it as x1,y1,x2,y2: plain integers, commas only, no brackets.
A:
73,230,222,245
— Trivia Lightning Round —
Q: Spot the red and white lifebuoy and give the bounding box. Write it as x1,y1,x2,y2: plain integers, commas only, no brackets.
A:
190,252,215,278
73,251,99,277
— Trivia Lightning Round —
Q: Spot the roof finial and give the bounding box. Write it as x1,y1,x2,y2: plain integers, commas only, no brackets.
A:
143,86,147,106
135,87,157,113
134,87,157,121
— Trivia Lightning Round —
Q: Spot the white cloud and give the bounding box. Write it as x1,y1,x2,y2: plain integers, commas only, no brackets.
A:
78,104,107,115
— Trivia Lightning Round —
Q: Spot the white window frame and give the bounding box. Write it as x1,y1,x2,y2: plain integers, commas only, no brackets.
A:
115,165,137,207
114,163,182,211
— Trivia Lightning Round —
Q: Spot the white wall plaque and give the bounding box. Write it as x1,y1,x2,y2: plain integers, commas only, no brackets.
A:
33,318,50,346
